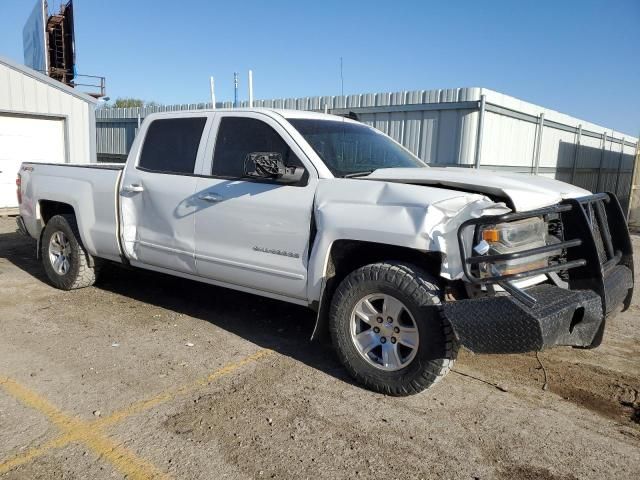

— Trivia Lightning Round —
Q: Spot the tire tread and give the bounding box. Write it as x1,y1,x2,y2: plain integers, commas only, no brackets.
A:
329,261,457,396
41,214,100,290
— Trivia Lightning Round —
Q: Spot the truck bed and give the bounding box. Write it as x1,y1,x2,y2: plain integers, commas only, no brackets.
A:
19,162,124,263
22,162,125,170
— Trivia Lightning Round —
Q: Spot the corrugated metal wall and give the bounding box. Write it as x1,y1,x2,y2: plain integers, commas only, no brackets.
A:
95,87,638,212
0,59,96,164
95,88,484,164
629,148,640,229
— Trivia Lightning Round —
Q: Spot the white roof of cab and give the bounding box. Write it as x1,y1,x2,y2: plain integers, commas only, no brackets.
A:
144,108,361,124
270,109,356,121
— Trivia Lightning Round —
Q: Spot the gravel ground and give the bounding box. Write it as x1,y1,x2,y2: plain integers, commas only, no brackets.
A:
0,216,638,480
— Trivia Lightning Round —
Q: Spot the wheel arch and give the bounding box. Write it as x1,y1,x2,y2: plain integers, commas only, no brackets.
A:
36,201,95,267
39,199,76,224
310,239,443,342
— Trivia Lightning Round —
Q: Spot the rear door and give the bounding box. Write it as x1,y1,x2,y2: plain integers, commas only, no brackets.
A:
0,115,65,209
193,113,317,301
119,114,210,274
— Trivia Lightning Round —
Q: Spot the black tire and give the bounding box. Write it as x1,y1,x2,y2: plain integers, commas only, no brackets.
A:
329,261,457,396
41,214,100,290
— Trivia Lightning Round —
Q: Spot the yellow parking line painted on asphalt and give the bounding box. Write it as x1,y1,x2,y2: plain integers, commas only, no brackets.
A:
0,377,168,480
0,376,83,431
0,432,73,475
97,348,273,429
0,349,273,477
100,348,273,428
71,429,170,480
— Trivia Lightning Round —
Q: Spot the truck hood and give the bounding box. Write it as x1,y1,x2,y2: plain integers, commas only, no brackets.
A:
364,167,591,211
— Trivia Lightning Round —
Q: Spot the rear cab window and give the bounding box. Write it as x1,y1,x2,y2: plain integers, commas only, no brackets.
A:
138,117,207,174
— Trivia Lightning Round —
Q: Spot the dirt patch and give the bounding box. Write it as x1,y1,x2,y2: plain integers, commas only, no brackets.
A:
549,368,640,425
457,350,640,425
498,465,578,480
163,354,492,480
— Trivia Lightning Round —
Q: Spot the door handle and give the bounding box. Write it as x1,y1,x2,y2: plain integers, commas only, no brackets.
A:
122,183,144,193
198,192,223,203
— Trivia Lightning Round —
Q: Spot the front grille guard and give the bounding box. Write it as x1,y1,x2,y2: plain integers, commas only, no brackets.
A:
457,192,634,311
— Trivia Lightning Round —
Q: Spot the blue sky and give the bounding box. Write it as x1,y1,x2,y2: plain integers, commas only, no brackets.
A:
1,0,639,135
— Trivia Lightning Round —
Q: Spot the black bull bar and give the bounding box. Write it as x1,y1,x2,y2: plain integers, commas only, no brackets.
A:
442,192,634,354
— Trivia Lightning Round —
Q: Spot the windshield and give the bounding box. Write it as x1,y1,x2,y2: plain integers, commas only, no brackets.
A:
289,119,426,177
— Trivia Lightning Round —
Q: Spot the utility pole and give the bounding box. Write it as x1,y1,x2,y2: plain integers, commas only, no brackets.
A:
233,72,239,107
248,70,254,108
209,76,216,109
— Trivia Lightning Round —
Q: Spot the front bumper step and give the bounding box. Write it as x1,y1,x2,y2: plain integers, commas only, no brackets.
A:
443,265,633,354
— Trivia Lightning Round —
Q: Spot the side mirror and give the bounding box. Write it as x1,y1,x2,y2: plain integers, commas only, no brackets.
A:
243,152,304,184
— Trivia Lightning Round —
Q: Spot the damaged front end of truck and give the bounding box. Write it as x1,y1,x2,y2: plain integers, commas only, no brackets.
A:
443,192,634,354
310,176,634,358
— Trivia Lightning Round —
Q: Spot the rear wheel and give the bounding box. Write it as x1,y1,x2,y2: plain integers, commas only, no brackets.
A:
41,214,100,290
329,262,456,395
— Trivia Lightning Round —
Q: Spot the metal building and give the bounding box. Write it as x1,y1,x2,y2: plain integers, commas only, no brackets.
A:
95,87,638,213
0,54,97,211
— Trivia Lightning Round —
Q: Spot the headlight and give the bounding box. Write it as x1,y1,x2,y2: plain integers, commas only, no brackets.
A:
477,217,556,277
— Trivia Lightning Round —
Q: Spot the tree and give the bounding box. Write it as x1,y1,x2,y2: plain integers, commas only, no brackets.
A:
109,98,158,108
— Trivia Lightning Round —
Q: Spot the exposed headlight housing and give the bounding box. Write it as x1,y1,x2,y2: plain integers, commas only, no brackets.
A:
477,217,556,277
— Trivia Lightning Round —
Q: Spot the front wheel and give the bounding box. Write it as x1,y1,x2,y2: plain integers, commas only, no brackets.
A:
41,214,100,290
329,262,457,396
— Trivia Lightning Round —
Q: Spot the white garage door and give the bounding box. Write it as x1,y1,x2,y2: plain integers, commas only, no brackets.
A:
0,115,65,209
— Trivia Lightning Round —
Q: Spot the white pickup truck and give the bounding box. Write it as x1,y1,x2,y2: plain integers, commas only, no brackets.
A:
16,109,634,395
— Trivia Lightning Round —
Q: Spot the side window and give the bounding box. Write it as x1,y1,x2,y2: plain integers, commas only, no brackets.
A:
138,117,206,174
212,117,304,178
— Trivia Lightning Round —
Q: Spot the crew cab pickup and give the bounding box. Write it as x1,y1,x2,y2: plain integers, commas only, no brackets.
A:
16,109,634,395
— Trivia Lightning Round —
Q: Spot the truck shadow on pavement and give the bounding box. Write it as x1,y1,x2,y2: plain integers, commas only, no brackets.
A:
0,230,356,388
